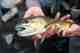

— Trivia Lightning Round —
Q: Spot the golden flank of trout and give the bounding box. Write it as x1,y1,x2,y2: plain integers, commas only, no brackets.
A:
25,16,74,32
47,19,74,32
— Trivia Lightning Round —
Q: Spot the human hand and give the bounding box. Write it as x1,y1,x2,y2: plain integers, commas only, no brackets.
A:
55,13,80,37
62,24,80,37
23,7,45,18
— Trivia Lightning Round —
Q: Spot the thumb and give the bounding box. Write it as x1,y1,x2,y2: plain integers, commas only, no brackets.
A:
23,9,31,19
54,12,61,20
60,14,71,21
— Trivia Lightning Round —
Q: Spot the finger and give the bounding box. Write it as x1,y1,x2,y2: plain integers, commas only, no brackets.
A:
54,12,61,20
57,29,62,36
32,9,45,16
62,30,67,37
36,34,42,39
38,8,45,16
60,14,71,21
47,26,57,37
62,28,73,37
23,10,31,19
40,34,46,44
39,11,45,16
32,12,44,16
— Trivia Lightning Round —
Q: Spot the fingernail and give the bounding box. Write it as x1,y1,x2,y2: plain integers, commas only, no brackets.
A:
66,14,71,17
